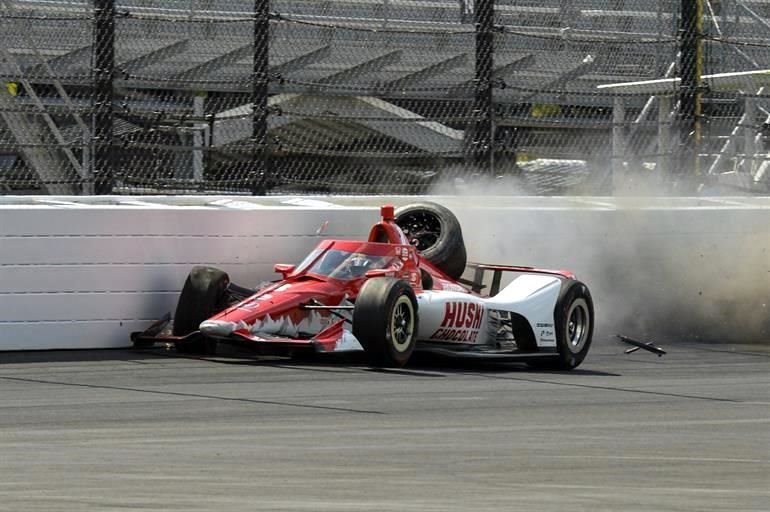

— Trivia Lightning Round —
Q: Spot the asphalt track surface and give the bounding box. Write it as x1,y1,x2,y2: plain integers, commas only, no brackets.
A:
1,338,768,512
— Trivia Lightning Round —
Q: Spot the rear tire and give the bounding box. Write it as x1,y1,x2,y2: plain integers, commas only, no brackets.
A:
529,281,594,370
353,278,419,368
395,202,467,280
173,266,230,355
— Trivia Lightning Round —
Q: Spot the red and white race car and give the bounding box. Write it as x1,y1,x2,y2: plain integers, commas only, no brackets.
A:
132,202,594,369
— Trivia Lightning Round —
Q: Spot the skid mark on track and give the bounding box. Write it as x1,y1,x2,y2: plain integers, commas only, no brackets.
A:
461,373,755,404
0,375,383,415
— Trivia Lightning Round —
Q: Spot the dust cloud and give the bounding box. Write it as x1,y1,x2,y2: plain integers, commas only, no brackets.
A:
431,167,770,344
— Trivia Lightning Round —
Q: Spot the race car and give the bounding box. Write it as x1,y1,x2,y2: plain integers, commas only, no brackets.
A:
132,202,594,369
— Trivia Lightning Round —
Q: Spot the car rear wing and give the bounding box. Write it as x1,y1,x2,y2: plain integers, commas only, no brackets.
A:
463,262,576,296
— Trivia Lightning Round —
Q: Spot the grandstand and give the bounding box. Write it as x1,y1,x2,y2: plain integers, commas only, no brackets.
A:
1,0,769,194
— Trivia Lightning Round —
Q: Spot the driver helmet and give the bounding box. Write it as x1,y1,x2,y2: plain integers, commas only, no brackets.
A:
346,253,371,276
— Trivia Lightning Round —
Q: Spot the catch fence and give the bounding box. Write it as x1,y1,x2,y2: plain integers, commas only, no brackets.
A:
1,0,769,195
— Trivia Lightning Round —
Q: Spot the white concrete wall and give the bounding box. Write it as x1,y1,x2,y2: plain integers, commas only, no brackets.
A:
0,198,379,350
1,196,769,350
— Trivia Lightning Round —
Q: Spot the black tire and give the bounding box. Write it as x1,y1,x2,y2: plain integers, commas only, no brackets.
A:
530,281,594,370
395,202,467,280
353,278,419,368
172,266,230,354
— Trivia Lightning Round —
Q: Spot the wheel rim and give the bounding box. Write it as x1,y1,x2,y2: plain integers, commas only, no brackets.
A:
390,295,415,353
396,211,441,251
565,298,590,354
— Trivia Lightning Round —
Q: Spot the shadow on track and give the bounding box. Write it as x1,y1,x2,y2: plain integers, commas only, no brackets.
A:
132,344,624,377
0,344,620,377
0,348,165,365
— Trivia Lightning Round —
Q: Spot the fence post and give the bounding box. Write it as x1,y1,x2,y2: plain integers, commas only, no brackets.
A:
472,0,494,174
676,0,703,186
743,97,757,174
252,0,270,195
658,96,672,178
611,96,627,192
92,0,115,195
193,92,207,183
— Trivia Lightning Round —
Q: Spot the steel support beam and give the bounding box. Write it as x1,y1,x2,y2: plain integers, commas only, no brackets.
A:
611,96,627,191
316,50,402,86
0,88,81,194
706,105,754,175
28,45,92,77
736,1,770,33
449,54,534,97
271,46,331,76
520,55,595,103
387,53,468,91
92,0,115,194
658,96,672,177
252,0,270,195
676,0,703,182
173,44,252,81
120,40,189,75
744,96,757,173
192,92,207,182
212,94,463,155
471,0,494,172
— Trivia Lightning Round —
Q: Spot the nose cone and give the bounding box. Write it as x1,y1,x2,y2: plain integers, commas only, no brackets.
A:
199,320,236,337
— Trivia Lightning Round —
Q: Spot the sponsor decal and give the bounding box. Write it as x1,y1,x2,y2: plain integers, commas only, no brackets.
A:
536,322,554,340
441,282,467,293
430,301,485,343
429,327,480,343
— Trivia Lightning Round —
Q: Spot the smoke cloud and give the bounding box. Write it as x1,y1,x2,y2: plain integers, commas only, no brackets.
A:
430,166,770,345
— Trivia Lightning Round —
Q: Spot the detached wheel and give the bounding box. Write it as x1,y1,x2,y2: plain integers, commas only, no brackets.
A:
531,280,594,370
395,202,467,280
353,278,419,368
173,266,230,355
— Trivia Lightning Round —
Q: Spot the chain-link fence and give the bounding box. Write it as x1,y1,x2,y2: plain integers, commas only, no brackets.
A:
1,0,769,195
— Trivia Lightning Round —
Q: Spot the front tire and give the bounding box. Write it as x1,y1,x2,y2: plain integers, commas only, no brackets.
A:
353,278,419,368
173,266,230,354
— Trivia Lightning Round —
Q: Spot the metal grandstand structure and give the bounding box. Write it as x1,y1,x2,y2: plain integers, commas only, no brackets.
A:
1,0,769,195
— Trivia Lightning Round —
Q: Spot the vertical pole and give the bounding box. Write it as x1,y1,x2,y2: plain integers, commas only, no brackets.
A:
744,97,756,174
611,96,627,192
382,0,390,29
252,0,270,195
192,92,206,183
677,0,703,184
473,0,494,174
82,127,91,183
460,0,473,24
92,0,115,194
658,96,672,178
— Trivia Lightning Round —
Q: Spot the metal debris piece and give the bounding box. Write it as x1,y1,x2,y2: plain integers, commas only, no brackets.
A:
616,334,667,357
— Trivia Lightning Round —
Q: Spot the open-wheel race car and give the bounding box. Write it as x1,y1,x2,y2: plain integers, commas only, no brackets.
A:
132,202,594,369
